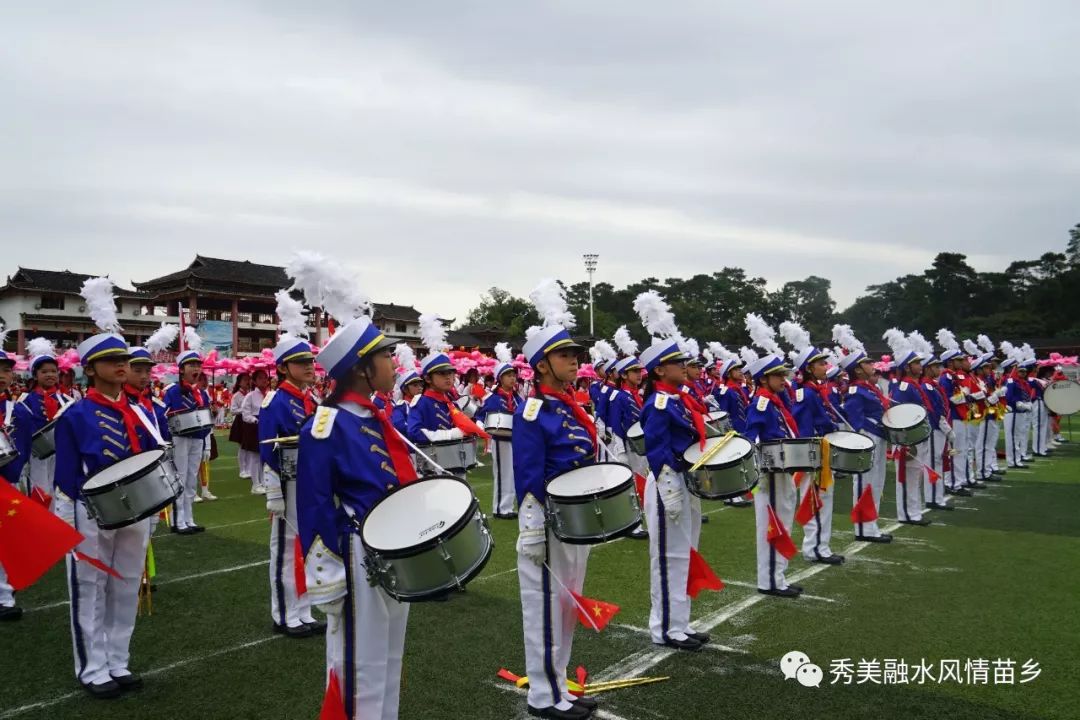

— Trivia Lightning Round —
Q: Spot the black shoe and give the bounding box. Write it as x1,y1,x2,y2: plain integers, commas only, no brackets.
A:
628,528,649,540
982,475,1002,482
170,525,182,534
83,680,123,699
758,587,800,598
952,488,974,497
813,554,844,565
188,524,206,533
969,481,987,489
855,534,892,544
687,631,710,644
111,673,143,691
927,503,955,512
303,620,327,635
899,518,932,526
273,623,315,638
787,584,804,594
700,515,710,524
527,704,591,719
0,605,23,622
572,695,598,711
992,469,1006,476
656,636,703,651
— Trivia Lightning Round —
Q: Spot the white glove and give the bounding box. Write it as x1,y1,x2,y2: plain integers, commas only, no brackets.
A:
202,449,211,462
266,496,285,514
946,429,957,445
971,391,986,401
657,466,684,522
938,417,951,434
518,536,546,566
1017,402,1032,412
446,427,464,440
317,598,344,618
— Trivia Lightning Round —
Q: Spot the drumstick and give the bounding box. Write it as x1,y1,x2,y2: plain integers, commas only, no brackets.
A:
259,435,301,445
687,431,737,474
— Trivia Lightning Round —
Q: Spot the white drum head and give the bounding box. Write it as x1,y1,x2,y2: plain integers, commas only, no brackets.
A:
684,435,753,466
547,464,632,498
705,411,729,424
825,431,874,451
1044,380,1080,415
363,478,473,550
84,449,165,489
883,403,927,430
626,422,644,440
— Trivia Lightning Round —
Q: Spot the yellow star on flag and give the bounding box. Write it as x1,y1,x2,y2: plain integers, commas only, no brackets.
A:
592,604,603,617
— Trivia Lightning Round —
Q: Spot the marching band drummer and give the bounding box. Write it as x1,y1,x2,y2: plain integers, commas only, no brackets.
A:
834,324,893,544
883,330,933,527
54,277,159,698
164,334,211,535
607,351,649,541
407,314,466,465
0,338,33,622
912,336,955,512
259,292,323,639
708,344,755,508
390,343,423,438
513,279,598,720
476,343,521,519
296,313,418,720
21,338,73,499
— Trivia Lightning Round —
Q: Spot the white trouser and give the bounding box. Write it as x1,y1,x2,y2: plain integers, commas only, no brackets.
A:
68,502,150,685
326,533,409,720
171,436,203,529
0,562,13,607
963,422,981,486
613,440,649,534
949,419,970,487
924,430,947,506
985,417,1001,471
518,531,589,710
755,472,797,590
238,448,255,478
1004,413,1020,466
800,473,836,560
269,479,313,628
1018,410,1033,459
28,455,56,497
644,471,695,642
1034,400,1049,454
491,439,517,516
895,441,928,522
973,421,991,479
853,435,887,537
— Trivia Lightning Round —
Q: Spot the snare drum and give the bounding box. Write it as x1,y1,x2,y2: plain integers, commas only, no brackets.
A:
1044,380,1080,416
31,419,58,459
704,411,732,436
824,431,875,474
416,438,478,474
882,403,930,446
361,476,493,602
82,449,182,529
454,395,478,419
626,422,646,456
0,428,17,469
275,438,299,482
759,438,823,472
683,435,759,499
545,463,642,544
168,407,214,437
483,412,514,439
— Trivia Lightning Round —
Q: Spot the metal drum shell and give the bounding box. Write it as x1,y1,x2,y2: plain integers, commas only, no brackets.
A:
882,403,931,446
416,438,478,473
759,438,824,472
704,411,732,437
824,431,875,474
1044,380,1080,416
545,462,642,545
31,420,58,459
483,412,514,439
683,436,759,500
626,422,646,456
82,449,182,530
168,407,214,437
0,428,18,468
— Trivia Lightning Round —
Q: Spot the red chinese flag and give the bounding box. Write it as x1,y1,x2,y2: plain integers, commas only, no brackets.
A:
294,536,307,597
633,474,647,505
794,483,823,526
569,590,620,632
0,480,83,590
449,407,492,441
29,486,52,508
850,485,879,524
925,465,940,485
687,547,724,598
319,669,347,720
765,505,798,560
74,551,123,579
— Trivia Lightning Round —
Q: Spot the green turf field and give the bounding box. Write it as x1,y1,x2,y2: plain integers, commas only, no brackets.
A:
2,425,1079,720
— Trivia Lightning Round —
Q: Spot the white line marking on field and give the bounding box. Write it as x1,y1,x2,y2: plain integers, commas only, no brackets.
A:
720,579,836,603
154,516,267,540
0,635,283,718
611,623,750,654
950,506,979,511
848,556,901,566
585,522,904,688
475,567,518,583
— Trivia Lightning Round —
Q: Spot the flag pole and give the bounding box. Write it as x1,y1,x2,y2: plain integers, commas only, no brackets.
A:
543,562,600,632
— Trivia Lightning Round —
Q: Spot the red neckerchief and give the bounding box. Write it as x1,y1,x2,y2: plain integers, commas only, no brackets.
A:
35,386,61,420
1016,375,1035,399
124,384,154,414
278,381,315,416
855,379,891,409
754,387,799,437
86,389,143,453
496,388,517,413
902,376,934,410
806,378,843,419
423,389,490,439
343,391,418,484
423,389,454,413
655,381,707,449
726,379,749,404
537,384,597,455
688,380,709,406
183,382,205,407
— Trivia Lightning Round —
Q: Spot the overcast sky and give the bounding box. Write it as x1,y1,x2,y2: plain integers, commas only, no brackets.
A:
2,1,1078,323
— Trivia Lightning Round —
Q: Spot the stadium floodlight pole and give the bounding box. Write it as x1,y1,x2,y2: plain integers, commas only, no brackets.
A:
583,253,599,337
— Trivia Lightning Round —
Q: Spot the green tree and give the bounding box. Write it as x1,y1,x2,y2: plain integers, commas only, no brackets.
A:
462,287,538,340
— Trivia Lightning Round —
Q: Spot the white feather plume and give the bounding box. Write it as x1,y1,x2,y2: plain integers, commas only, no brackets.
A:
613,325,639,357
525,325,542,342
739,346,759,367
907,331,933,358
702,348,714,365
962,338,980,356
708,342,739,364
145,323,179,355
1021,343,1036,363
494,342,513,364
275,290,309,339
745,313,781,355
634,291,680,339
394,343,417,373
882,328,911,358
936,328,959,352
80,277,123,333
977,334,994,353
591,340,617,367
0,323,9,349
999,340,1018,362
183,326,203,354
27,337,56,359
681,337,700,360
832,324,865,354
778,320,812,352
529,278,576,329
287,251,371,323
418,313,449,353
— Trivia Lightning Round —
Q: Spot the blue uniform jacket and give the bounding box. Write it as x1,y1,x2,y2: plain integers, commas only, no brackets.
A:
921,379,946,426
390,401,410,437
162,384,212,439
889,379,930,412
406,394,454,443
123,390,172,443
54,398,160,502
476,390,520,424
791,384,838,437
258,387,310,474
19,389,73,436
842,384,887,440
594,383,616,427
608,388,642,441
744,392,796,443
1,399,33,484
511,394,596,504
640,391,698,477
714,383,749,433
1005,377,1034,411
